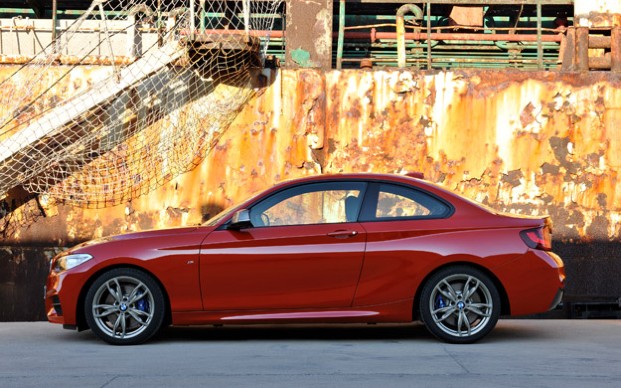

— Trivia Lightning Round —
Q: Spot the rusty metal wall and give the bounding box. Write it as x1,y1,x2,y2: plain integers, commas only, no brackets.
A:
2,67,621,320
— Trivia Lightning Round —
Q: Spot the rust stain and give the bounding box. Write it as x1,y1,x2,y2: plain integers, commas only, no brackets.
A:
2,68,621,247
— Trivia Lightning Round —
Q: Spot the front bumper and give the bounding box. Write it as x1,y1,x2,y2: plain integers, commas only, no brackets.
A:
45,269,81,326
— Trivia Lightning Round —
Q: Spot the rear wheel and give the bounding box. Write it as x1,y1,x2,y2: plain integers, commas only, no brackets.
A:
420,266,500,344
85,268,165,345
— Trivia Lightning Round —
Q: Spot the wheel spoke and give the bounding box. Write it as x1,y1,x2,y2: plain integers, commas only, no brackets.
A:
440,279,459,300
119,314,127,338
467,303,492,317
433,306,457,323
127,284,151,305
93,304,117,318
106,279,122,303
464,277,481,300
128,309,151,326
130,308,152,318
457,310,471,336
437,288,456,303
432,304,454,316
112,313,123,337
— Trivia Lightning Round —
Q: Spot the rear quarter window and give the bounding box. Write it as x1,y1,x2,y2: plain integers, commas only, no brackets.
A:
361,182,452,221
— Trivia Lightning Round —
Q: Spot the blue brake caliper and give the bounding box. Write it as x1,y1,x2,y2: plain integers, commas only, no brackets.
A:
435,294,446,310
136,292,149,312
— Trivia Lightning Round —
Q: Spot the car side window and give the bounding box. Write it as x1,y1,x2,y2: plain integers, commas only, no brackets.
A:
250,182,366,227
364,183,451,221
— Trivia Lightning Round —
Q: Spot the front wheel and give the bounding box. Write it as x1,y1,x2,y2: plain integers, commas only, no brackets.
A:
420,266,500,344
84,268,166,345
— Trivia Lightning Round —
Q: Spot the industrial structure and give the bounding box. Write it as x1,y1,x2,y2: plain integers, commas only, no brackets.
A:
1,1,620,321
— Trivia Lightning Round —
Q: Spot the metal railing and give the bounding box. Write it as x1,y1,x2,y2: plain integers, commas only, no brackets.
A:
336,0,576,70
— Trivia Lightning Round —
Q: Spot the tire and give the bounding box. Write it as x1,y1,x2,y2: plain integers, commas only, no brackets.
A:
419,266,500,344
84,268,166,345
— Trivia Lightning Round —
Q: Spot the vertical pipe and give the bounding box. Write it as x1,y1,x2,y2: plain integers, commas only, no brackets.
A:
52,0,57,55
157,0,162,47
243,0,251,34
189,0,195,39
561,27,576,71
612,27,621,73
397,11,406,67
396,4,422,68
336,0,345,69
576,27,589,72
127,12,137,58
536,0,543,69
199,0,205,33
98,2,119,80
426,1,431,70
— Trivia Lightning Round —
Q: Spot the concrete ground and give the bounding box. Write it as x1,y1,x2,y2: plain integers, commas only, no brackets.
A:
0,320,620,387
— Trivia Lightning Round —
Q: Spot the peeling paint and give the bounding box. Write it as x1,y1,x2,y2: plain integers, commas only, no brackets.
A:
285,0,333,69
3,68,621,244
291,48,315,68
2,67,621,314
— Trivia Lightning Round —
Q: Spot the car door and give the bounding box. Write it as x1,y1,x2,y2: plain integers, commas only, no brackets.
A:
353,182,454,306
200,181,367,311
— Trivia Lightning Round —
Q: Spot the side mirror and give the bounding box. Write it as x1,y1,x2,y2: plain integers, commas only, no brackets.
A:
227,209,253,230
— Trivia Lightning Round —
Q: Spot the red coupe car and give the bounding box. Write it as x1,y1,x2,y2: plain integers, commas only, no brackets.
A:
45,173,565,345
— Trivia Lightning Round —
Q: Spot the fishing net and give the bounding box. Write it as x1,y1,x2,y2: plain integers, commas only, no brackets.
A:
0,0,282,209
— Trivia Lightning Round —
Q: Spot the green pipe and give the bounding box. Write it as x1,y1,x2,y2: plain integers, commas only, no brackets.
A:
537,0,543,69
200,0,205,33
337,0,345,69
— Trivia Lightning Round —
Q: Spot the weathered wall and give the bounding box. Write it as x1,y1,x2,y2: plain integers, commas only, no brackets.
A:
2,67,621,320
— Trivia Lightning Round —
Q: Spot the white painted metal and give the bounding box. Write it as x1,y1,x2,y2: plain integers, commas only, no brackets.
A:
0,41,185,165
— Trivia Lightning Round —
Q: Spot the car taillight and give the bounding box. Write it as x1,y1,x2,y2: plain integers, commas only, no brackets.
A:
520,227,552,251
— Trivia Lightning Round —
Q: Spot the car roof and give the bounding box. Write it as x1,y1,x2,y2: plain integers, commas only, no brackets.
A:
270,173,455,197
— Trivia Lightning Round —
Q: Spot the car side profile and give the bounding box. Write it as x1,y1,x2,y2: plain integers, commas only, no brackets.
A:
45,173,565,345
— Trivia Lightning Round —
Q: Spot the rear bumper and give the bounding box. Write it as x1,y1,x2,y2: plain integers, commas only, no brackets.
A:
549,288,564,311
494,249,565,316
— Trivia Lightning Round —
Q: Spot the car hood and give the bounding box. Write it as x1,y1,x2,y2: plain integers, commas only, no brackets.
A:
106,226,203,241
70,225,216,251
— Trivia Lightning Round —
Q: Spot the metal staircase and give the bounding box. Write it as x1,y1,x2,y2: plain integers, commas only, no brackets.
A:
0,41,187,198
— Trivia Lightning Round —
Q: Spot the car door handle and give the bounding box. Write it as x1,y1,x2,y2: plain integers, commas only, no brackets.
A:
327,230,358,239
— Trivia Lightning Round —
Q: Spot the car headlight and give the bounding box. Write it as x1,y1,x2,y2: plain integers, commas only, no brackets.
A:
53,253,93,272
